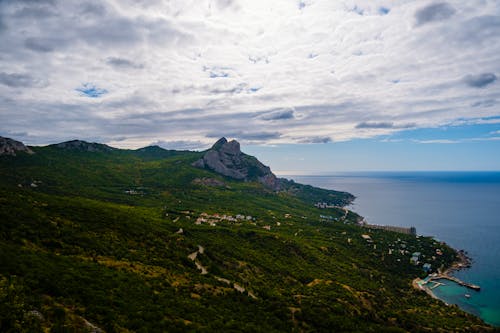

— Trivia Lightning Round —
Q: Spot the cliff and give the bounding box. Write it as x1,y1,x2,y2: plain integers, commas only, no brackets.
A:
53,140,116,152
0,136,34,156
192,137,281,190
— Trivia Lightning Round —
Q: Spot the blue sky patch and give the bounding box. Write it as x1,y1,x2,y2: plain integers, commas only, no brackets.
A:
76,83,108,98
209,71,229,78
349,5,364,15
387,121,500,143
379,7,390,15
203,65,231,78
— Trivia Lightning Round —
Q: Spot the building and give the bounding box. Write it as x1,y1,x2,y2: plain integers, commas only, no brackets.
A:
364,224,417,236
410,252,422,265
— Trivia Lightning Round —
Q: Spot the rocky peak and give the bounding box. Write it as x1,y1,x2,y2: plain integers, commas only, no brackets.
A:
192,138,282,190
54,140,115,152
0,136,34,156
211,137,241,155
211,137,228,150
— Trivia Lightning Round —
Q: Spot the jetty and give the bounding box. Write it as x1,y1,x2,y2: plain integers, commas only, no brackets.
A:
431,274,480,291
429,281,445,290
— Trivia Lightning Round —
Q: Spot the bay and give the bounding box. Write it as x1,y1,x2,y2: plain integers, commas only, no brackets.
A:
291,172,500,327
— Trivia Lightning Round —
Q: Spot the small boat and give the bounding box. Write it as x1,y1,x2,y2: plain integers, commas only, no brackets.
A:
465,294,471,298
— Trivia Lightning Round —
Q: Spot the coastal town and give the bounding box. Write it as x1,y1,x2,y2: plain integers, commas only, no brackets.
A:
172,203,462,283
413,249,480,302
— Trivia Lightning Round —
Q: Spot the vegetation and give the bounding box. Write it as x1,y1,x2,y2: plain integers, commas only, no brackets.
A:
0,146,496,332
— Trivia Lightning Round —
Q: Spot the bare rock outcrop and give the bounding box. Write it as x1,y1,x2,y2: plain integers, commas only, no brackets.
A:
192,137,282,190
54,140,115,152
0,136,34,156
192,177,226,187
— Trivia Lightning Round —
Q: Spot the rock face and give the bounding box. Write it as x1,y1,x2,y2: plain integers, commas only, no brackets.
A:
54,140,115,152
192,137,282,190
0,136,34,156
192,177,226,187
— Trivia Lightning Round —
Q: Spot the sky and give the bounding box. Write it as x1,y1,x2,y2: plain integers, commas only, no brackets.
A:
0,0,499,172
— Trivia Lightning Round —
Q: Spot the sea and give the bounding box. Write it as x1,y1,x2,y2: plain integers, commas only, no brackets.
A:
291,172,500,327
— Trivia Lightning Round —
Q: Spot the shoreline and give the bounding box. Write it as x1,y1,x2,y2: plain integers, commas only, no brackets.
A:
412,246,477,302
441,249,472,276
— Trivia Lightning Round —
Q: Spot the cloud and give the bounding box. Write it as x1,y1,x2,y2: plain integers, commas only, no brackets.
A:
356,122,395,129
15,0,56,5
75,83,108,98
12,3,57,20
24,37,55,52
79,2,108,16
213,0,238,10
0,0,500,148
356,122,416,130
471,100,496,108
0,72,40,87
150,140,208,150
0,17,6,32
413,139,460,144
297,136,331,143
106,57,144,69
463,73,497,88
415,2,456,26
204,66,231,78
210,83,259,95
347,5,364,16
206,131,281,142
454,15,500,45
258,108,295,121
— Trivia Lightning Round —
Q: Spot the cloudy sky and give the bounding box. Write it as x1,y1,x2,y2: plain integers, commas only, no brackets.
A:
1,0,499,171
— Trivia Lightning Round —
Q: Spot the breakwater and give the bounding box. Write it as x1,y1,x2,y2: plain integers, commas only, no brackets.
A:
432,274,480,291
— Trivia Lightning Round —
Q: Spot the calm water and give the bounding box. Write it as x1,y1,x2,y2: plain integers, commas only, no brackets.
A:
292,172,500,327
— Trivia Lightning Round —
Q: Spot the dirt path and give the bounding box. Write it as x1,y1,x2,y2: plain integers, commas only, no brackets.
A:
188,245,208,275
188,245,257,298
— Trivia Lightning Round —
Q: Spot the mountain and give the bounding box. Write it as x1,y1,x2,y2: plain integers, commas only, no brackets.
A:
52,139,116,152
132,145,188,161
191,138,354,206
192,137,281,190
0,137,494,332
0,136,34,156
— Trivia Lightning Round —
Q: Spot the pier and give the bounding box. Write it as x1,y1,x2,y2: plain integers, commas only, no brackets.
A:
429,281,445,290
428,274,480,291
433,274,481,291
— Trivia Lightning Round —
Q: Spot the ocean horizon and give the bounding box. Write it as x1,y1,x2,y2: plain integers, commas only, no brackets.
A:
292,171,500,327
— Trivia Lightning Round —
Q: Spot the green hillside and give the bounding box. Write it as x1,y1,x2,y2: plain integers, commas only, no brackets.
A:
0,142,495,332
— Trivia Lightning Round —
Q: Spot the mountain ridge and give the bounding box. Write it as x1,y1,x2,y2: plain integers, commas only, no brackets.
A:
0,136,34,156
51,140,117,152
0,136,355,206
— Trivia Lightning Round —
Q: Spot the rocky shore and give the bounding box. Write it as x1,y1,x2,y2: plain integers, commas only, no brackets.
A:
414,246,478,301
442,249,472,275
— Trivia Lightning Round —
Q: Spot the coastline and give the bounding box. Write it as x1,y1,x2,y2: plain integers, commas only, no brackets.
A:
293,172,500,327
442,249,472,276
412,246,476,303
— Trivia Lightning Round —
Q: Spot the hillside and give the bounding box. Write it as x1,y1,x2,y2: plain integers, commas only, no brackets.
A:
0,137,495,332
